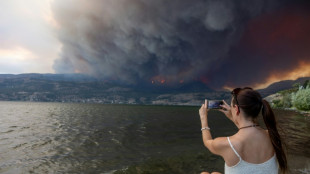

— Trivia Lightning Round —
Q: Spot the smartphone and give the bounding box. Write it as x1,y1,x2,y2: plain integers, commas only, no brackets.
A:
207,100,223,109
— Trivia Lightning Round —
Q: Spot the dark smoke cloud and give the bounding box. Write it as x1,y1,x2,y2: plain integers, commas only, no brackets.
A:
52,0,308,88
211,3,310,88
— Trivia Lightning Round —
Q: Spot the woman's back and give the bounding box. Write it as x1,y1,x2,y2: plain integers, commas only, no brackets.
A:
199,88,287,174
223,128,278,174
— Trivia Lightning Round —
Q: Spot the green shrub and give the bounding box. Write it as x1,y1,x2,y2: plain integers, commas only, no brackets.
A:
272,99,282,108
291,88,310,111
282,93,292,108
272,93,291,108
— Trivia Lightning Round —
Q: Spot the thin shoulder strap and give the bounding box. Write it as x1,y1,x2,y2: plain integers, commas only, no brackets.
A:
227,137,241,159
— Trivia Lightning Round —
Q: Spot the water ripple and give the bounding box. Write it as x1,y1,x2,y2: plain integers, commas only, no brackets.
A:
0,102,308,173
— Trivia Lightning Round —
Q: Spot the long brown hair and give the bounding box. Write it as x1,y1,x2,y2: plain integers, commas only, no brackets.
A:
231,87,287,173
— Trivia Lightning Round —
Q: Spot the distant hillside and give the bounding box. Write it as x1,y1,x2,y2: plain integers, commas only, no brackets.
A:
0,73,98,82
0,73,214,93
0,73,228,105
0,73,308,105
257,77,310,97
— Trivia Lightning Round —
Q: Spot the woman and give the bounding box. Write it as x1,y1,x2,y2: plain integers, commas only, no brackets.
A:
199,87,287,174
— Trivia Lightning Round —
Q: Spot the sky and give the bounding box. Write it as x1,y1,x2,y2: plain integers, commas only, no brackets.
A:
0,0,60,74
1,0,310,90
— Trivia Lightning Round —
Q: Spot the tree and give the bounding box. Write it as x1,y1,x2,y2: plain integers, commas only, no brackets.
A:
303,80,310,89
292,82,301,89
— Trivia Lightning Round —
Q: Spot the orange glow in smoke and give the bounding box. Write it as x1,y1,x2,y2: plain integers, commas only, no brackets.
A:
150,75,167,84
255,61,310,89
150,75,186,85
224,61,310,90
200,76,209,85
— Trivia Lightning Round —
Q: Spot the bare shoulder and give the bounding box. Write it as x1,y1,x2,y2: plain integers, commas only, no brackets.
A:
211,137,230,155
213,137,229,145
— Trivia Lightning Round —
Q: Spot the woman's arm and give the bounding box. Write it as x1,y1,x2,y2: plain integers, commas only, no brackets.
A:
199,102,212,148
199,100,226,155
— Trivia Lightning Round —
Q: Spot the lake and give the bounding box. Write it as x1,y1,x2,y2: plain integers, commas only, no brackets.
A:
0,102,309,173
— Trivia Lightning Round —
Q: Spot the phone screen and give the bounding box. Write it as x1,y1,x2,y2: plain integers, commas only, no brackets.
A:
208,100,223,109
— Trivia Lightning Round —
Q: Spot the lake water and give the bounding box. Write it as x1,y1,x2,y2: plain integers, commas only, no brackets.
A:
0,102,309,174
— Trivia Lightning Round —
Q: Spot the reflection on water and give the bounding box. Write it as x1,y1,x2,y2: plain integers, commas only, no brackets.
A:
0,102,309,173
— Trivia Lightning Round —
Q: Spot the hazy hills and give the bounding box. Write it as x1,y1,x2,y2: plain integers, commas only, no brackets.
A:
0,73,309,105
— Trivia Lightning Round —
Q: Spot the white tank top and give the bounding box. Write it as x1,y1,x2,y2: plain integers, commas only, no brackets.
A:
225,137,278,174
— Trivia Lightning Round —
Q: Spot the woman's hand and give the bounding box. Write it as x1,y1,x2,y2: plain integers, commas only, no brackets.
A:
219,100,233,121
199,99,209,127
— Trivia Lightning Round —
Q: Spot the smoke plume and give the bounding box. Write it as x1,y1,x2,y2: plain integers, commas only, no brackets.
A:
52,0,310,89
